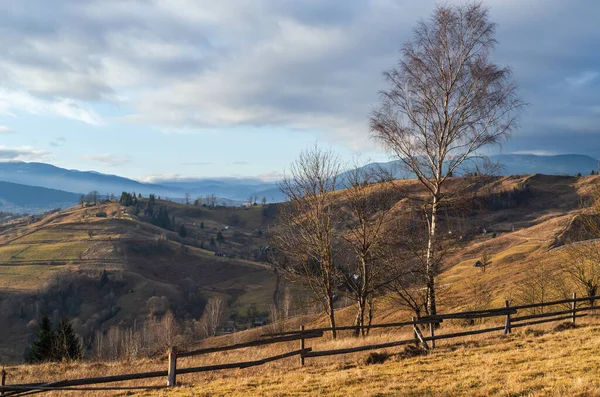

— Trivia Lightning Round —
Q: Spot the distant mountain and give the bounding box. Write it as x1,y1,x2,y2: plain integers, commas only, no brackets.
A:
0,162,183,198
154,177,280,202
0,181,80,214
491,154,599,176
344,154,600,181
0,154,597,214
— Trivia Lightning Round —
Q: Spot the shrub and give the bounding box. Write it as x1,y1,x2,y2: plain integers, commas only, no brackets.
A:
363,351,390,365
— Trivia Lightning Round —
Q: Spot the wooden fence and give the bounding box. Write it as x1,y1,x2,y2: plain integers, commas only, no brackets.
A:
1,293,598,395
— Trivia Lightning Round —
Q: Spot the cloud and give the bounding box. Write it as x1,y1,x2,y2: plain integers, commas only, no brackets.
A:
0,89,102,125
511,150,557,156
0,126,12,134
0,0,599,156
80,153,132,166
0,145,50,161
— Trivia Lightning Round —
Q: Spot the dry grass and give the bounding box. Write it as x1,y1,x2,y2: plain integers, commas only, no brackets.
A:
5,318,600,396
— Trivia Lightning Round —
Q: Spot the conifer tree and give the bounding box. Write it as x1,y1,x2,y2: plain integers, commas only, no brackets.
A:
28,315,55,363
179,224,187,238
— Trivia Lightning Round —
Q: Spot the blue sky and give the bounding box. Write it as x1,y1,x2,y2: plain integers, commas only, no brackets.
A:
0,0,598,181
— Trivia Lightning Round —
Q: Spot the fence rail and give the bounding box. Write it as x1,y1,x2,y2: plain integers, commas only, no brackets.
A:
2,293,599,395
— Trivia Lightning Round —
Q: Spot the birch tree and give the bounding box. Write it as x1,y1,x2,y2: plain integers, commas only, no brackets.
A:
370,3,523,315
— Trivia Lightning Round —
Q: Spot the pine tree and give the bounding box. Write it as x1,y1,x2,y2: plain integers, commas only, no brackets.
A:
54,317,83,361
216,231,224,243
210,236,216,246
200,222,205,229
29,315,55,363
179,224,187,238
100,269,108,287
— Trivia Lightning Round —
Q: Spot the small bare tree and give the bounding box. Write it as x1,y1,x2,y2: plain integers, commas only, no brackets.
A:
480,252,492,273
370,3,523,316
271,145,341,338
338,164,399,335
517,263,568,314
199,296,225,338
562,243,600,306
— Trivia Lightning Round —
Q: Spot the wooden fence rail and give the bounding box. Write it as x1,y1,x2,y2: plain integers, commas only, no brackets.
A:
2,293,599,395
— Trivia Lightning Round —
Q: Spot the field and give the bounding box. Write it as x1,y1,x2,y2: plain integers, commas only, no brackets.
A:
4,318,600,396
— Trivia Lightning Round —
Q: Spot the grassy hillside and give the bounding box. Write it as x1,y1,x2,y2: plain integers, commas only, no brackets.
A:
0,174,598,365
0,199,278,362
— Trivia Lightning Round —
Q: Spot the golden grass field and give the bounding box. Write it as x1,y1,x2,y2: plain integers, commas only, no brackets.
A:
5,317,600,396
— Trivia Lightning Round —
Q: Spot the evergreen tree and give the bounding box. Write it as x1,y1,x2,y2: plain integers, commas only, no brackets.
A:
592,170,597,176
100,269,108,287
29,315,55,363
210,236,216,246
179,224,187,238
54,317,83,361
216,231,224,243
200,222,205,229
577,172,582,177
133,203,140,216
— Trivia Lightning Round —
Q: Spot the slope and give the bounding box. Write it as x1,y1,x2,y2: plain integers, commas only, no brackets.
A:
0,199,277,362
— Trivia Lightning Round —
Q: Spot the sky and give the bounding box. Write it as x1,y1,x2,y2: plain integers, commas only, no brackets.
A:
0,0,598,182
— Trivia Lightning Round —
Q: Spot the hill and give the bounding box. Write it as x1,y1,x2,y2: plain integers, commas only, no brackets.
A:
0,198,279,362
0,173,598,364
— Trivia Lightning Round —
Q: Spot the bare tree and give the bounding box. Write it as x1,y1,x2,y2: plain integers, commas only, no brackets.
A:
517,263,568,314
562,243,600,305
480,251,492,273
338,164,399,335
370,3,523,315
199,296,225,337
185,192,191,205
271,145,341,338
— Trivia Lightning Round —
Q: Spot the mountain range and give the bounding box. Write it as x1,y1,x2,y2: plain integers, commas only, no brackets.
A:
0,154,597,214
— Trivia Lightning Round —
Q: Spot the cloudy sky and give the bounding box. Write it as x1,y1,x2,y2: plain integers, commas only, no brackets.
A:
0,0,598,181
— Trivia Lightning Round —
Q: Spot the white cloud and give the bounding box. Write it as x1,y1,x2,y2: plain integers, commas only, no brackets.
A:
0,89,102,125
0,145,51,161
511,150,557,156
80,153,132,166
0,126,12,134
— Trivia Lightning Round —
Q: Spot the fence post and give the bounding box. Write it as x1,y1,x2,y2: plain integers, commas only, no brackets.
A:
572,292,577,324
1,367,6,397
300,325,305,367
429,321,436,349
167,346,177,387
412,317,418,347
504,300,512,335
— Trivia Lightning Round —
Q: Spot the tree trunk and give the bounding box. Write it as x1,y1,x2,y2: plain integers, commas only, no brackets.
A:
327,295,337,339
425,194,439,317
